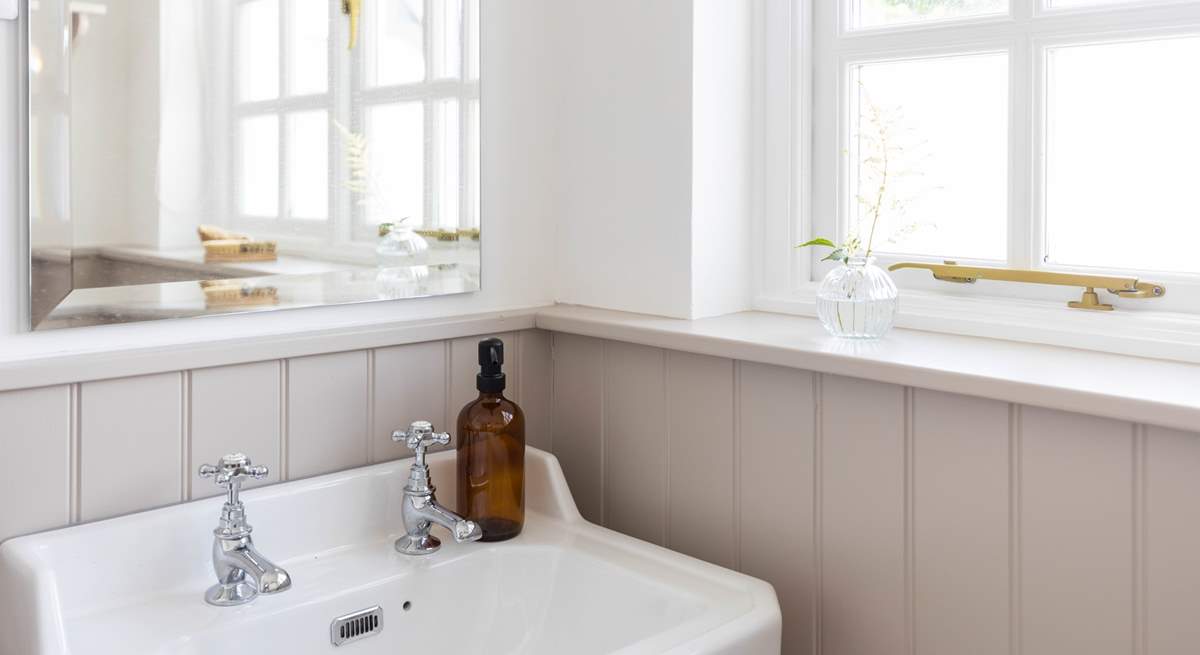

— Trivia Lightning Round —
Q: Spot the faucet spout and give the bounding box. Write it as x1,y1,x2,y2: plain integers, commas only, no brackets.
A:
213,535,292,594
419,498,484,543
206,533,292,606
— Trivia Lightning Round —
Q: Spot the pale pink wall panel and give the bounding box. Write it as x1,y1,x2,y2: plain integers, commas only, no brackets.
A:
550,333,606,523
738,362,815,655
286,351,369,479
517,329,555,453
0,386,71,540
820,375,907,655
604,341,668,545
1145,426,1200,654
191,361,281,499
913,390,1011,655
666,351,736,568
1020,407,1134,655
372,342,447,463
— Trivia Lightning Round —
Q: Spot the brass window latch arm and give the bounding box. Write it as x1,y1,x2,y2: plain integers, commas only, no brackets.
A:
888,261,1166,311
343,0,361,50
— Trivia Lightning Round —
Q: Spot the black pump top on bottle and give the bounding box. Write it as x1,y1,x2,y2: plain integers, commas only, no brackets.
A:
477,338,506,393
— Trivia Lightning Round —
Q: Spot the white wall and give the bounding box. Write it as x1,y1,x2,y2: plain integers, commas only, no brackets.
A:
691,0,753,318
551,0,696,319
551,0,754,320
0,0,557,349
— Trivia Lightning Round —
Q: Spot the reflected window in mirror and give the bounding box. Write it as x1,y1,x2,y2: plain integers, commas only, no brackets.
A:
26,0,483,329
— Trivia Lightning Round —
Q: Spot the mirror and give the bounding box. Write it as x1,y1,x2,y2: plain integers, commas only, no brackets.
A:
27,0,481,330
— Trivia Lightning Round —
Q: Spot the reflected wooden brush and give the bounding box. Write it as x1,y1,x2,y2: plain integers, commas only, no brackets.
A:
197,225,278,263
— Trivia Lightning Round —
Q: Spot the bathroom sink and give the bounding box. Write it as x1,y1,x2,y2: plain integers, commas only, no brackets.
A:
0,448,780,654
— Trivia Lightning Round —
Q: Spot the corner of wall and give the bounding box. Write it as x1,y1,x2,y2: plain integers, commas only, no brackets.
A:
689,0,754,319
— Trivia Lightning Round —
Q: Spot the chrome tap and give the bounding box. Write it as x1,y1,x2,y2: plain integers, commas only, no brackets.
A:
392,421,483,555
198,453,292,606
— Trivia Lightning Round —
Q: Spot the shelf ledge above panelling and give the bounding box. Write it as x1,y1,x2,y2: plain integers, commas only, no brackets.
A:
535,305,1200,434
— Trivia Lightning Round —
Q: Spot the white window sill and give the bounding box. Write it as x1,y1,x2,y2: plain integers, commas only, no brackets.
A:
536,304,1200,433
4,302,1197,433
756,285,1200,365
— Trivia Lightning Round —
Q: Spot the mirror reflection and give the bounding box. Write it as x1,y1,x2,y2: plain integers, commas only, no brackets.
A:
28,0,481,330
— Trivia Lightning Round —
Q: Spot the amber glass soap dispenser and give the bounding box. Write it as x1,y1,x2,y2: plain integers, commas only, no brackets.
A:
457,338,525,541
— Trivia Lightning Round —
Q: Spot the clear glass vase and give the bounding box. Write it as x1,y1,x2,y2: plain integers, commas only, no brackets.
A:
816,256,898,339
376,223,430,267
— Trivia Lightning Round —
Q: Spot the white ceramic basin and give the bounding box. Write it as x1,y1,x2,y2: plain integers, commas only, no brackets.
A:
0,448,780,654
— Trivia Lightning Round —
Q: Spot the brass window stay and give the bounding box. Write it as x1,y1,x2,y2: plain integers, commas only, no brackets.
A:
888,261,1166,311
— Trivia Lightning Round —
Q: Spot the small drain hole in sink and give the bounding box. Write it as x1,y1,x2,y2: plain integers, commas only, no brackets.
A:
402,601,412,611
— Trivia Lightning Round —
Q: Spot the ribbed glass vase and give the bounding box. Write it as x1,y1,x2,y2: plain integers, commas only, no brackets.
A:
815,256,898,339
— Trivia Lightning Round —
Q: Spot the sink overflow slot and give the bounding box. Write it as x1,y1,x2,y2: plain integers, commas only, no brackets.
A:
330,606,384,647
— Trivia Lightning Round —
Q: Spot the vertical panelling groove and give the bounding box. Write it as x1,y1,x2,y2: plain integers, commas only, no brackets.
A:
442,341,453,433
813,372,824,655
663,351,673,549
69,383,81,524
1009,404,1022,655
366,350,376,464
181,372,192,501
280,360,290,481
904,387,916,655
510,331,522,404
732,361,743,571
1133,424,1147,655
599,341,608,526
547,334,556,454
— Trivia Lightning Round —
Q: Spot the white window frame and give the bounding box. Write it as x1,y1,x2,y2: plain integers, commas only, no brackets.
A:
755,0,1200,361
226,0,480,260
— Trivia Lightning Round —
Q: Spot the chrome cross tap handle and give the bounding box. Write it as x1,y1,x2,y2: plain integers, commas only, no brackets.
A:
199,453,268,507
391,421,482,555
198,453,291,606
394,420,450,467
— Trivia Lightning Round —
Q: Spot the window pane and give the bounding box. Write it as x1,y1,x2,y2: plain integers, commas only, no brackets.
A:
1045,37,1200,274
365,103,424,226
238,0,279,102
240,115,279,216
434,100,461,229
432,0,463,79
852,0,1006,30
468,0,480,80
469,99,480,228
287,0,328,96
850,53,1008,260
365,0,424,87
287,111,328,220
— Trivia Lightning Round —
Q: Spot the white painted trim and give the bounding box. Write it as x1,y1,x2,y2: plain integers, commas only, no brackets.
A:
536,304,1200,434
768,0,1200,314
4,301,1200,435
0,0,15,21
0,306,538,391
755,287,1200,364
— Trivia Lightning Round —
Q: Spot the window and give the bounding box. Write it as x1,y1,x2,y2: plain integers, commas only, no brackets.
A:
799,0,1200,313
230,0,480,250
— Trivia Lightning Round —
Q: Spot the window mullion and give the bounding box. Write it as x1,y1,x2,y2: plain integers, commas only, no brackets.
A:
460,0,472,230
277,0,288,224
1009,35,1034,269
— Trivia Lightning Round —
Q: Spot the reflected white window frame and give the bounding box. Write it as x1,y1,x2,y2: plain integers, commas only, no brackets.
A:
762,0,1200,322
225,0,480,253
349,0,480,241
229,0,334,245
